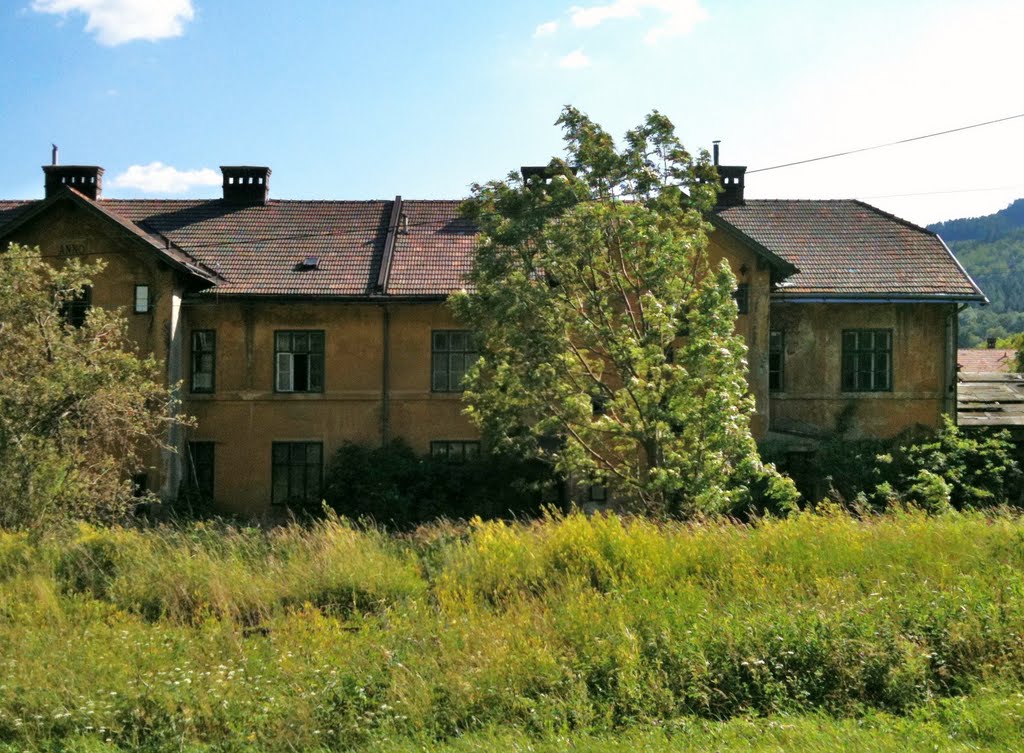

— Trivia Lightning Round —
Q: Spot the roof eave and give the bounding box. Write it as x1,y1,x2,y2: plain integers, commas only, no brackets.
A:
772,292,988,304
708,211,799,279
0,188,222,288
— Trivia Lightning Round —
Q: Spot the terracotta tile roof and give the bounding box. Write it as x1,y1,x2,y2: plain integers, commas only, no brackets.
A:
0,201,33,228
715,200,986,301
387,200,476,296
958,348,1018,374
0,192,986,301
103,199,393,296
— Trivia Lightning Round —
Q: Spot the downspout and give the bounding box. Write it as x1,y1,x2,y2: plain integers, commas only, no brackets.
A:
160,283,185,501
381,304,391,446
946,303,968,423
376,196,403,447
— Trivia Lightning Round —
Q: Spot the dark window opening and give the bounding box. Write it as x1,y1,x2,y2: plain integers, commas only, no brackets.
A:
842,329,892,392
61,285,92,328
131,473,148,497
588,484,607,503
186,442,215,500
432,330,478,392
430,440,481,462
733,283,749,315
191,330,216,393
275,331,324,393
769,330,784,392
271,442,322,505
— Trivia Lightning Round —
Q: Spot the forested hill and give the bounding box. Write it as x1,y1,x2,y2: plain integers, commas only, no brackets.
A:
929,198,1024,242
927,201,1024,346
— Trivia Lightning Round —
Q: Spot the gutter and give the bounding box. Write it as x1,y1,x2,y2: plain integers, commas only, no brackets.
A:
773,294,988,304
934,233,990,305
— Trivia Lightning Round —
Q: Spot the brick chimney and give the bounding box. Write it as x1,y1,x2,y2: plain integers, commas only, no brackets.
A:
221,166,271,204
43,165,104,200
712,141,746,208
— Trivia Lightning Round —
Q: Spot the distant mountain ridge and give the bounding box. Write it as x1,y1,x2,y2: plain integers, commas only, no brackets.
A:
928,198,1024,242
928,200,1024,346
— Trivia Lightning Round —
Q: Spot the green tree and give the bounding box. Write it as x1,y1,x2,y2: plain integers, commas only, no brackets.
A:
0,244,187,530
452,107,790,516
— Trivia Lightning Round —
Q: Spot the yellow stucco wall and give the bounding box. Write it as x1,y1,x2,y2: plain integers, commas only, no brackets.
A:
181,299,475,514
768,302,956,438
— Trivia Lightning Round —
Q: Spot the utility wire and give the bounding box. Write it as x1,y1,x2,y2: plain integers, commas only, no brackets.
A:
748,113,1024,174
858,184,1024,200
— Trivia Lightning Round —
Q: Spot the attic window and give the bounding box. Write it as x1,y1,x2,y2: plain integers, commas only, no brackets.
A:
300,256,319,269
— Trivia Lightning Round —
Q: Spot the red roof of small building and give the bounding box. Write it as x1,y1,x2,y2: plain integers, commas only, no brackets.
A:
958,348,1018,374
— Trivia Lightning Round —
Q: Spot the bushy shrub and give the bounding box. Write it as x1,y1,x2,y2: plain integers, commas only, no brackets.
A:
322,440,556,528
898,417,1022,509
766,417,1022,512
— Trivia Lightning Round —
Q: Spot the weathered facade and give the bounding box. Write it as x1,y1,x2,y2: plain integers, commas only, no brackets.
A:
0,160,986,514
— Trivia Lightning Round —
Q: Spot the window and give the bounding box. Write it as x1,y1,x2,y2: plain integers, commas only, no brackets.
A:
134,284,151,313
275,331,324,393
842,329,892,392
186,442,215,500
588,483,607,503
430,440,480,462
733,283,749,315
191,330,216,393
271,442,322,505
769,330,784,392
61,285,92,328
432,330,477,392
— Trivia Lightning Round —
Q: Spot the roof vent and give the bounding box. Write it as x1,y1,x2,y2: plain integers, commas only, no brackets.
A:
221,166,271,205
43,165,104,200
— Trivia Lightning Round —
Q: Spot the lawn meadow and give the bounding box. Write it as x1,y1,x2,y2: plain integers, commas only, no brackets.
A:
1,510,1024,751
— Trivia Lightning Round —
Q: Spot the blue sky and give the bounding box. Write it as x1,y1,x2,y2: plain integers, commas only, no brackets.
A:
3,0,1023,225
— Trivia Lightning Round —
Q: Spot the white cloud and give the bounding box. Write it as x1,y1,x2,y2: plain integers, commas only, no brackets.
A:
110,163,220,193
559,49,591,69
30,0,194,45
569,0,707,43
534,20,559,37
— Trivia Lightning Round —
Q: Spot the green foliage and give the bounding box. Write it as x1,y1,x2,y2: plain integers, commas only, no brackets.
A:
0,244,186,530
995,332,1024,371
768,417,1022,511
1,512,1024,751
322,440,554,528
453,106,776,516
899,417,1022,509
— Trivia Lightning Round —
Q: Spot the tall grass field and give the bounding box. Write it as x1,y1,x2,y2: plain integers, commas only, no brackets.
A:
1,509,1023,751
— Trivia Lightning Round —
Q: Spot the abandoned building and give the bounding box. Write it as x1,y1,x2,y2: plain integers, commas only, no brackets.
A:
0,158,987,513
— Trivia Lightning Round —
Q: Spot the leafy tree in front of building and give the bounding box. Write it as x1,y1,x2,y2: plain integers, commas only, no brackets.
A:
452,107,795,517
0,244,187,530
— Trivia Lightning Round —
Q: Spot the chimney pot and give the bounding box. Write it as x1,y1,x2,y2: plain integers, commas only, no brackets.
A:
42,165,104,200
220,166,271,204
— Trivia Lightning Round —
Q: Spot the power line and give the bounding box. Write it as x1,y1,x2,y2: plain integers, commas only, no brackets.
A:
748,113,1024,174
858,184,1024,200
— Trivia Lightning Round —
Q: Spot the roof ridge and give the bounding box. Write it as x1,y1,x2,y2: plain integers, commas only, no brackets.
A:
851,198,937,236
